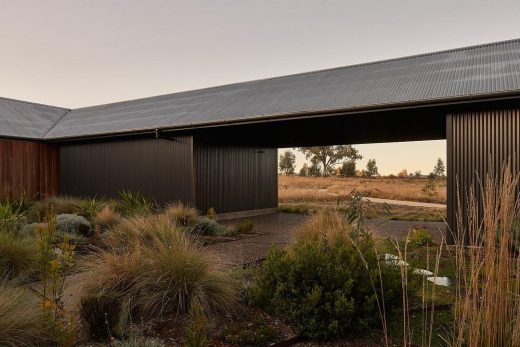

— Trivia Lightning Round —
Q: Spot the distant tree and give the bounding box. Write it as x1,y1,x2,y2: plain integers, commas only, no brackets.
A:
339,160,357,177
432,158,446,178
397,169,408,178
365,159,378,177
357,169,367,178
279,150,296,175
299,163,309,177
308,163,323,177
298,146,362,177
414,170,422,178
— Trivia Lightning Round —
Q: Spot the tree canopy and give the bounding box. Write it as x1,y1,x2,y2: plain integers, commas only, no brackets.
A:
298,146,362,177
365,159,378,177
279,150,296,175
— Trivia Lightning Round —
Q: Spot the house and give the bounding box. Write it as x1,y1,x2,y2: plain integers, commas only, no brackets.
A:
1,38,520,231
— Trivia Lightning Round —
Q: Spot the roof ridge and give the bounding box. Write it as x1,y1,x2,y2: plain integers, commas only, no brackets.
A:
70,37,520,111
0,96,70,111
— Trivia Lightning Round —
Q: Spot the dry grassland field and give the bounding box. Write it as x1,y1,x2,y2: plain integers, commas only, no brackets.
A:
279,175,447,222
279,175,447,204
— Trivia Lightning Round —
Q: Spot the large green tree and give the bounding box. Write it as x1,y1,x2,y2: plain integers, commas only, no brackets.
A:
366,159,378,177
279,150,296,175
431,158,445,178
298,146,362,177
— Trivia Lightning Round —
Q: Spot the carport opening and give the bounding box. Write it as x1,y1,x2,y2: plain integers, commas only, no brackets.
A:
277,140,447,240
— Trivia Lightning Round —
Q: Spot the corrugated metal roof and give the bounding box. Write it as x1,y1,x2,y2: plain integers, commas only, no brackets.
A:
2,38,520,140
0,97,69,139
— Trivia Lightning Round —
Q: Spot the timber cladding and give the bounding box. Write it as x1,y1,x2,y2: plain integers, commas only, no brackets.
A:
0,139,59,200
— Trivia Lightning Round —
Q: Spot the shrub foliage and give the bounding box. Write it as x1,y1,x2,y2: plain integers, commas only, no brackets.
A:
252,216,409,340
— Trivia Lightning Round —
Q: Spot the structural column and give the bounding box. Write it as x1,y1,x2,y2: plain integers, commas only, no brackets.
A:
446,107,520,243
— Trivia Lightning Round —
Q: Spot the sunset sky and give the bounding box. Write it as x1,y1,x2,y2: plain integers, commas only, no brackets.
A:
1,1,519,174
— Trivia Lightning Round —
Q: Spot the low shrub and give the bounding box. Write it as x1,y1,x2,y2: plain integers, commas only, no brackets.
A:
80,294,123,340
118,190,154,217
80,218,240,332
185,298,209,347
0,230,39,280
207,207,217,220
221,320,275,346
251,213,414,340
0,282,42,346
193,217,234,236
94,205,121,231
27,196,83,222
164,203,198,227
406,228,435,247
56,213,93,237
81,197,108,222
278,205,310,214
234,219,254,234
114,337,165,347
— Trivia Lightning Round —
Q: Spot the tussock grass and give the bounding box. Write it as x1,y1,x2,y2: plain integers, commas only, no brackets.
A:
163,202,198,227
27,196,83,222
94,205,121,230
0,282,42,346
0,230,38,280
80,214,240,332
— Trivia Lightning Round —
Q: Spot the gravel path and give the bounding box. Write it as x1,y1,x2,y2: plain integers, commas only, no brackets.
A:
364,197,446,209
209,213,448,266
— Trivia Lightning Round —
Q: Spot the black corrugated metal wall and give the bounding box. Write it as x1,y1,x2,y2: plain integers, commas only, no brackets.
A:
447,108,520,242
60,137,194,204
194,140,277,214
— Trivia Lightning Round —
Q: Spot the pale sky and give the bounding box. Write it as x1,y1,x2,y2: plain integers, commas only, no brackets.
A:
1,1,519,174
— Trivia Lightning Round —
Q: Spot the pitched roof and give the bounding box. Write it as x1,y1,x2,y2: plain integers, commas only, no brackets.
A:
3,38,520,140
0,97,69,139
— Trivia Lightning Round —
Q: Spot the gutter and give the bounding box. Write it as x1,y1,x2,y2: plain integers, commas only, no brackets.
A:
44,90,520,143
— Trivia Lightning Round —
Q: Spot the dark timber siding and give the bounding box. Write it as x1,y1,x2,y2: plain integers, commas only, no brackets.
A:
59,137,194,204
0,139,59,200
447,108,520,241
194,141,277,214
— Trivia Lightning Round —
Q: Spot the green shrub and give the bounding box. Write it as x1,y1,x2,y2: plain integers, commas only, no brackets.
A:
81,197,108,222
114,337,165,347
207,207,217,220
0,230,38,280
221,320,275,346
406,228,435,247
163,203,198,227
235,219,254,234
251,229,412,339
0,282,42,346
185,298,209,347
193,217,234,236
80,294,123,340
118,190,154,217
56,213,93,237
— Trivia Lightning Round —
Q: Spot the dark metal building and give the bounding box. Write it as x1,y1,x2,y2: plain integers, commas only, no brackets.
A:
1,38,520,230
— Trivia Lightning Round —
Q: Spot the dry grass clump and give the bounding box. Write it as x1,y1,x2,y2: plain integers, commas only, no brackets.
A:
102,214,181,249
94,205,121,230
295,210,353,244
279,175,447,204
163,202,198,227
450,164,520,347
0,230,38,280
27,196,83,222
80,214,239,331
0,282,42,346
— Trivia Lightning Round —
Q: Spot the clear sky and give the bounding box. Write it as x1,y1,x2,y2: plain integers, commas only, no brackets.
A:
1,1,519,174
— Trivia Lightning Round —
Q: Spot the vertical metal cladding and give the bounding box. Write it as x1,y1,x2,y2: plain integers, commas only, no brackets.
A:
194,140,278,214
447,108,520,242
59,137,194,205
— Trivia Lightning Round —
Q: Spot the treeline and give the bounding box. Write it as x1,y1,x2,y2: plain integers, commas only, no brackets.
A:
279,146,445,179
